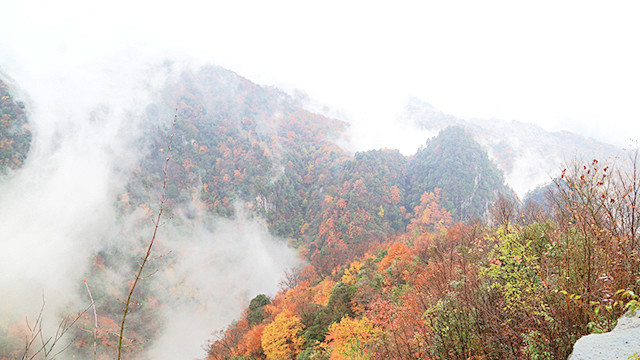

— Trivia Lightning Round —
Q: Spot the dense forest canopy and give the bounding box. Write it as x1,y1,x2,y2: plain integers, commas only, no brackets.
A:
0,65,638,360
0,79,31,174
129,66,511,270
207,151,640,360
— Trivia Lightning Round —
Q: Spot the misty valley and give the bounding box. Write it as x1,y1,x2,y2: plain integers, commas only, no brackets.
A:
1,65,639,360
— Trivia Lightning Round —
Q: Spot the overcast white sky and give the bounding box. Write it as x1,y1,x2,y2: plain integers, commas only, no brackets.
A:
1,0,639,152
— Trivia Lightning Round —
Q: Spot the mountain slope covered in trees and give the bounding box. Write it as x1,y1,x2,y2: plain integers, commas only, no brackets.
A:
0,65,512,359
207,152,640,360
0,79,31,174
129,66,511,270
2,64,637,360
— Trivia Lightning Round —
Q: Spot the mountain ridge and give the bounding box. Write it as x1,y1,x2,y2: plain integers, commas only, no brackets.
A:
2,63,633,360
402,97,623,196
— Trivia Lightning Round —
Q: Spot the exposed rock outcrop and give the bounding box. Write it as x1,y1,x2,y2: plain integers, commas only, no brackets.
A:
569,311,640,360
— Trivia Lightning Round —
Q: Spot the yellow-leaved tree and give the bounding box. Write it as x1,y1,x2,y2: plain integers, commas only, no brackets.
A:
324,316,379,360
261,310,304,360
341,260,363,285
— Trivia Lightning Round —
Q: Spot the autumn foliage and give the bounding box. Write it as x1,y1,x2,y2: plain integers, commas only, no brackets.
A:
261,310,304,360
2,65,637,360
207,150,640,360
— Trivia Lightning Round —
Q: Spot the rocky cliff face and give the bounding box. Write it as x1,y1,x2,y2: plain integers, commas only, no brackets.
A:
569,311,640,360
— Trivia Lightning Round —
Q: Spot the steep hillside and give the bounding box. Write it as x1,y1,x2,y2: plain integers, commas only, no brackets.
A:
208,150,640,360
128,66,511,268
306,149,409,270
0,79,31,174
125,66,351,250
0,65,515,359
407,126,511,220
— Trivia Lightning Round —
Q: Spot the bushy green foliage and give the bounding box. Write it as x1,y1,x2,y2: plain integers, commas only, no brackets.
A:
296,347,329,360
326,282,357,323
522,330,553,360
248,294,271,326
425,296,482,360
483,229,547,315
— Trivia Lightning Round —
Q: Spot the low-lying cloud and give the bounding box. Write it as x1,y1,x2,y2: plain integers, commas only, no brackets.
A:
0,44,300,359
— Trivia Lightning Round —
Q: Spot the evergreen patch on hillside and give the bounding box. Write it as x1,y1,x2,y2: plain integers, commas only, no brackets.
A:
0,79,31,174
407,126,510,220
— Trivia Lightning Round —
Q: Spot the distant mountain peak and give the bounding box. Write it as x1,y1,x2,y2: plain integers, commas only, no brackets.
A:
401,99,622,196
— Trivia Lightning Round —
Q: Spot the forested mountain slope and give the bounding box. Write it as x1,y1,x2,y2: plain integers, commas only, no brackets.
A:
407,126,510,220
129,66,511,269
0,65,541,360
0,79,31,174
208,152,640,360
